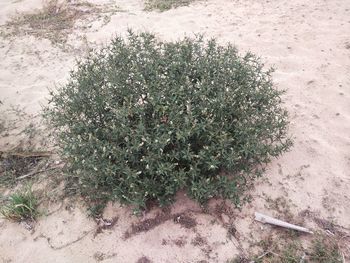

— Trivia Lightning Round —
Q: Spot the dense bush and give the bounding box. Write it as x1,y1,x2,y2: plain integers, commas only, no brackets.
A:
45,31,292,211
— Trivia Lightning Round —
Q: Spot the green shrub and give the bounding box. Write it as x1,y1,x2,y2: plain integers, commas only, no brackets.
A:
45,31,292,210
145,0,195,11
1,188,39,221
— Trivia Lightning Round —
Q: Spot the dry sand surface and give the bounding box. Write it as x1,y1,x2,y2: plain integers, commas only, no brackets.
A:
0,0,350,262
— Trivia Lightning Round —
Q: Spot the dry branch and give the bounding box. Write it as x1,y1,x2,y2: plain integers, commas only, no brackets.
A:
255,212,313,234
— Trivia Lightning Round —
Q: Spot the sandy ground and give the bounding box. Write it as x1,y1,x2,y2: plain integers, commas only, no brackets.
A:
0,0,350,262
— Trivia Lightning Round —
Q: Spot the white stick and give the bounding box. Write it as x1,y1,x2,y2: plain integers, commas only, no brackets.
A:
255,212,313,234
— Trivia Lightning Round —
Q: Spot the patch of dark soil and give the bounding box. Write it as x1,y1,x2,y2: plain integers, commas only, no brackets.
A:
214,201,234,216
144,199,171,214
162,237,187,247
135,213,168,232
227,224,238,239
173,237,187,247
136,256,152,263
191,234,207,247
144,198,159,212
173,213,197,229
124,211,196,239
94,217,118,237
191,234,213,259
93,251,118,261
161,205,171,214
124,212,170,239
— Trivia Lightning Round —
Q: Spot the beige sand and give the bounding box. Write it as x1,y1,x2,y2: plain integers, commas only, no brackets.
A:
0,0,349,262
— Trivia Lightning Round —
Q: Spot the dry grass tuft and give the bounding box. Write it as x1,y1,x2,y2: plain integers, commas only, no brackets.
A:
3,0,120,45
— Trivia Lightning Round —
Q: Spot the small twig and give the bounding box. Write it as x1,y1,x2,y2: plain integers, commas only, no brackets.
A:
17,166,61,180
325,229,335,236
256,251,270,259
0,151,52,158
34,230,93,250
268,251,281,257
